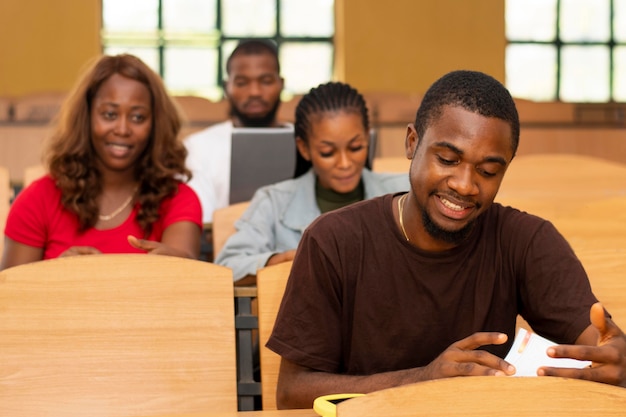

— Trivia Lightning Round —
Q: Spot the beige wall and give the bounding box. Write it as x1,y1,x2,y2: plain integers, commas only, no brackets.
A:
0,0,101,96
0,0,504,97
336,0,505,94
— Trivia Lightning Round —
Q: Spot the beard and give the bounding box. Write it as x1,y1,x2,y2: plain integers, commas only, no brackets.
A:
422,207,476,245
229,98,281,128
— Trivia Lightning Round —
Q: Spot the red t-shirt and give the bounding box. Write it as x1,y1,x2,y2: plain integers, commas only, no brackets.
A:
5,176,202,259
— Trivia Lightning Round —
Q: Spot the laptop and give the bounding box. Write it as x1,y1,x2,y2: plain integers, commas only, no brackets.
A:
229,126,296,204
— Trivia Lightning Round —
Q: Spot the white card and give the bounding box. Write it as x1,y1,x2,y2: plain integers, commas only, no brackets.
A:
504,328,591,376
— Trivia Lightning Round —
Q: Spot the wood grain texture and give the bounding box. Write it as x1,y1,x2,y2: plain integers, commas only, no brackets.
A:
257,261,293,410
0,254,238,417
337,376,626,416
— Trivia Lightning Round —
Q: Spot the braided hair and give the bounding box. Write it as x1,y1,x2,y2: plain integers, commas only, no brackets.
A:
293,81,370,177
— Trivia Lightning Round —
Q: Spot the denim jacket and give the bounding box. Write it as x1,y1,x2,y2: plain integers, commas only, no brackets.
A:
214,168,409,280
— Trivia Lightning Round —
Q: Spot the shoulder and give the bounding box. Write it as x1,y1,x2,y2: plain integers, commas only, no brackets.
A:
183,121,232,146
171,182,201,202
248,175,307,206
15,175,59,202
362,169,409,197
484,202,559,242
157,182,202,225
254,170,314,197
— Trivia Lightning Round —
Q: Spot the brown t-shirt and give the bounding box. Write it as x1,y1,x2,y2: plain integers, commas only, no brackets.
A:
267,193,598,375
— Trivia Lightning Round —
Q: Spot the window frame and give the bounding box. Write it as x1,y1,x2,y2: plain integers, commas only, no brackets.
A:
101,0,335,98
506,0,626,103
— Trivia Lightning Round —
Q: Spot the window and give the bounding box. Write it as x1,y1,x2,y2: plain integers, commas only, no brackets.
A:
506,0,626,102
102,0,334,100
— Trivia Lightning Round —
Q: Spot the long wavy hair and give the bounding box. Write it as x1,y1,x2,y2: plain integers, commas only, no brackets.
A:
43,54,190,234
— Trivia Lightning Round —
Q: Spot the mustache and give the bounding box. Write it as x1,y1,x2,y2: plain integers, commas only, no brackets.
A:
243,98,269,107
431,191,480,209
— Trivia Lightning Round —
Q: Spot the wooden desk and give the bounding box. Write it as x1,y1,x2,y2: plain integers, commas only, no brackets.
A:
337,377,626,416
149,409,316,417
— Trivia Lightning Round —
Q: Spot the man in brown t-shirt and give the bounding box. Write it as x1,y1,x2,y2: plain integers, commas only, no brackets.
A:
267,70,626,409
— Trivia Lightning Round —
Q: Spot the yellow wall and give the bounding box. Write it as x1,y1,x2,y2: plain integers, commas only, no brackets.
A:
0,0,504,97
336,0,505,94
0,0,101,96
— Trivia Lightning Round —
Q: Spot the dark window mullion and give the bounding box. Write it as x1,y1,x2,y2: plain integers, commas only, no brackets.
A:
158,0,165,78
556,0,562,101
217,0,224,93
610,0,615,102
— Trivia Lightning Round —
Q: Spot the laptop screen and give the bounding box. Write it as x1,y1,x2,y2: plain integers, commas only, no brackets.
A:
229,126,296,204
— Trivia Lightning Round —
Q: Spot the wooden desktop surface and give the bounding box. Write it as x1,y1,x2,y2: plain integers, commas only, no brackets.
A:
147,409,317,417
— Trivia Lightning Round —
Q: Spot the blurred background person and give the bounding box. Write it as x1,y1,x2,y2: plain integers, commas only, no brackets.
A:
215,81,409,284
184,39,290,224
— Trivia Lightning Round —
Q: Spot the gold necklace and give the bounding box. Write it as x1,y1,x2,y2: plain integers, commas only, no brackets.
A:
398,194,410,242
99,187,138,221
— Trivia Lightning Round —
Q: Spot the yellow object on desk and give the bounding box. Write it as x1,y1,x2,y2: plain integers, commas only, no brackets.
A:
313,394,365,417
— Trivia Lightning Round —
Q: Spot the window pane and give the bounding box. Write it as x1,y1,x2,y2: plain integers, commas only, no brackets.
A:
103,46,160,75
561,46,610,102
281,0,334,37
164,48,220,99
222,0,276,36
614,46,626,101
506,44,557,101
280,42,333,94
162,0,217,33
102,0,158,32
615,0,626,41
505,0,556,41
560,0,610,42
221,40,240,80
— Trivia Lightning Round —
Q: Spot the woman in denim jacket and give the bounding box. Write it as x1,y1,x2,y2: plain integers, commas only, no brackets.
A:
215,82,408,284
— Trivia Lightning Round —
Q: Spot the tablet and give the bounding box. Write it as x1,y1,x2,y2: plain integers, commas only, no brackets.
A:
229,126,296,204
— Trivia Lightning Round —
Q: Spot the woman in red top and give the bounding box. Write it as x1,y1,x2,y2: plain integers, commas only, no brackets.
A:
1,54,202,270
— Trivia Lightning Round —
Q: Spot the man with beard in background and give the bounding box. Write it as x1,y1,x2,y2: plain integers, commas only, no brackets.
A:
184,39,286,224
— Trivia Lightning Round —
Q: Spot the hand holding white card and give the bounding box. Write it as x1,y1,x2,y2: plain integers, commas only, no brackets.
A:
504,328,591,377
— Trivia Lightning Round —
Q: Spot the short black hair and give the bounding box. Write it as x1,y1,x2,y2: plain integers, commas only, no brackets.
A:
225,39,280,75
293,81,370,177
414,70,520,157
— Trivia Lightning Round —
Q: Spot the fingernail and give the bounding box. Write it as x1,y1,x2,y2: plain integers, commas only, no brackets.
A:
494,371,505,377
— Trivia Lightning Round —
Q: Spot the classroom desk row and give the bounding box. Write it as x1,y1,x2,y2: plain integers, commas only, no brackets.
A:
144,377,626,417
152,409,316,417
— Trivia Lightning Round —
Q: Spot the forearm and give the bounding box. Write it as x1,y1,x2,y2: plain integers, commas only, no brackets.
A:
215,250,272,281
276,359,427,409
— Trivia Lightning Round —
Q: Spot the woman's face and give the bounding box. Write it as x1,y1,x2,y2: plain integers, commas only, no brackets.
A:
296,111,369,193
90,73,152,176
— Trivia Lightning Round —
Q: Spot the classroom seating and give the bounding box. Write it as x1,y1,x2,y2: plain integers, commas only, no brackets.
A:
257,261,293,410
276,94,302,123
336,376,626,416
212,200,251,259
11,91,66,122
0,254,238,417
496,153,626,220
371,156,410,173
0,96,11,122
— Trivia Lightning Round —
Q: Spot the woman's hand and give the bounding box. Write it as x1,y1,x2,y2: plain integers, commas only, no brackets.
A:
127,235,193,258
266,250,297,266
